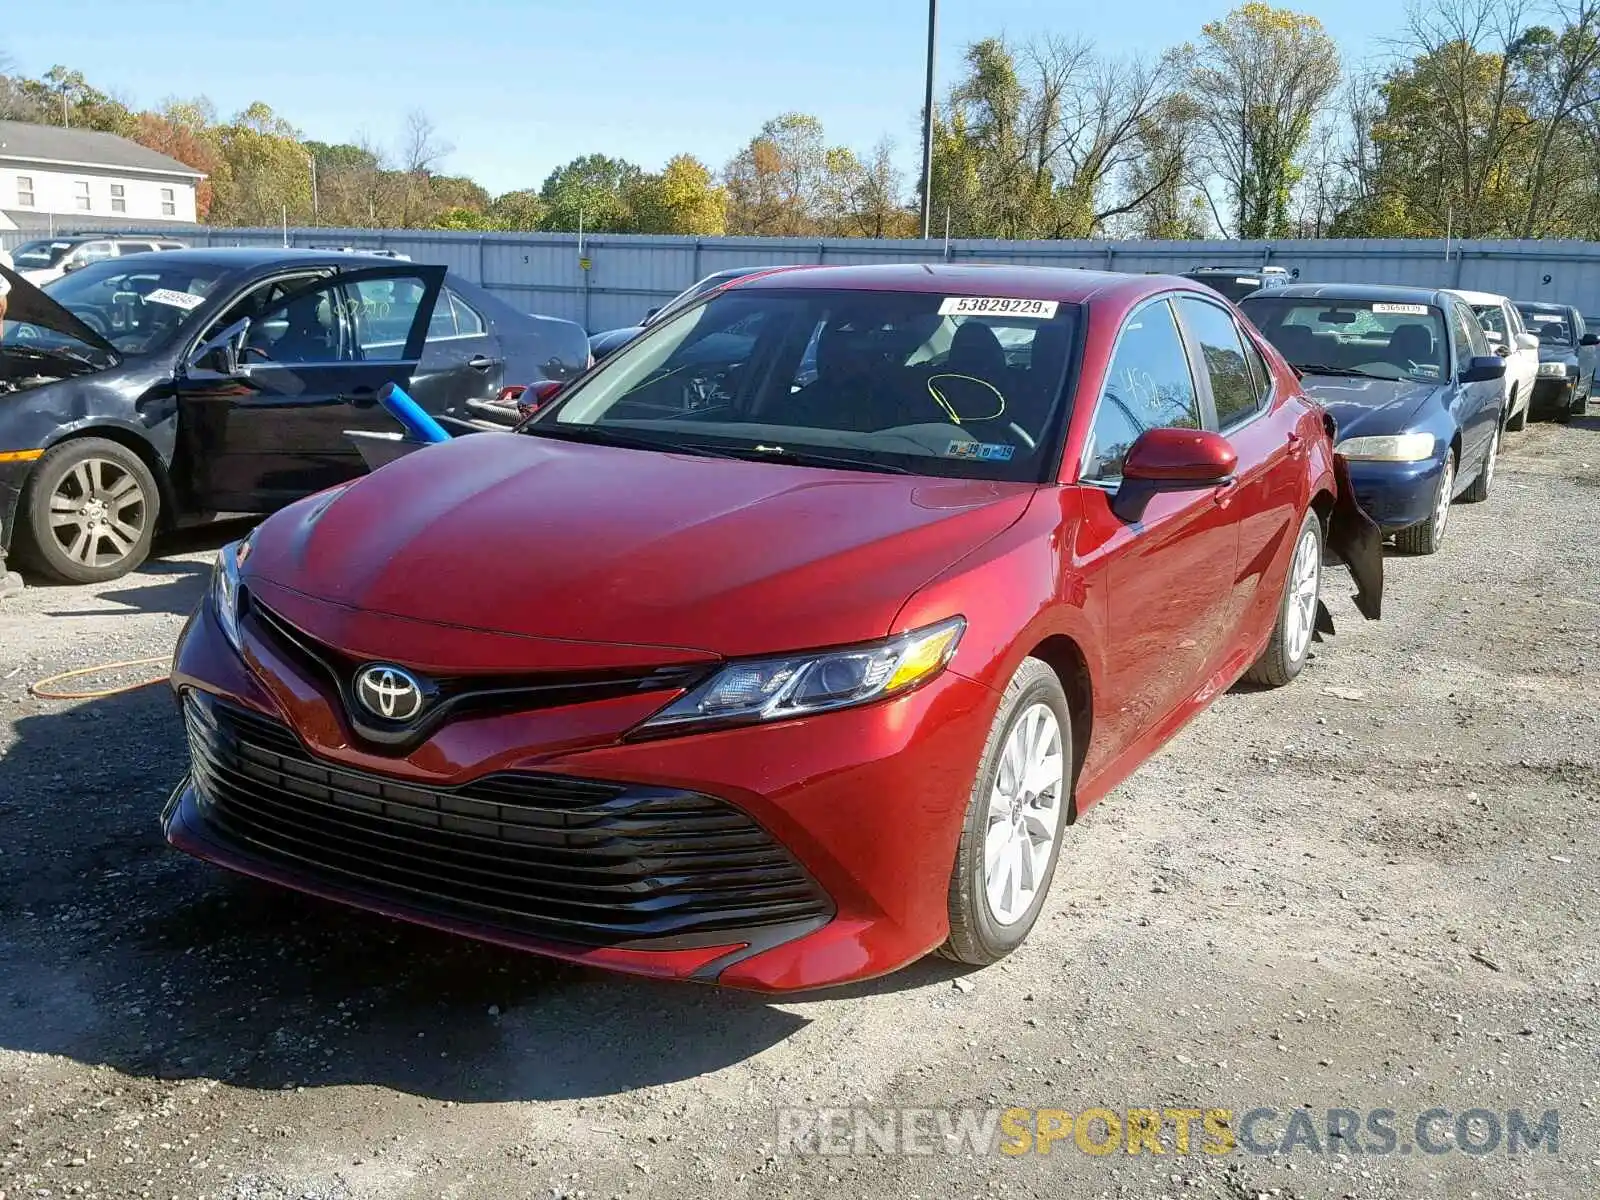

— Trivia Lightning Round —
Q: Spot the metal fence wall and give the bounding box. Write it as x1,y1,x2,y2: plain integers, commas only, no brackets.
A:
8,225,1600,332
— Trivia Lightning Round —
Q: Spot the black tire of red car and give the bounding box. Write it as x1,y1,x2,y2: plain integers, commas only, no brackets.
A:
1243,507,1324,689
1393,448,1454,557
17,437,160,584
940,656,1072,967
1459,420,1499,504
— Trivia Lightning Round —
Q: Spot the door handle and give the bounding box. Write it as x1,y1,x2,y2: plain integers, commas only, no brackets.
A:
1212,478,1240,508
468,355,495,372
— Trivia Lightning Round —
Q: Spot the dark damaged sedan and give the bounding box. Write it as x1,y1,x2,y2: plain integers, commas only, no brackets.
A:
1242,284,1505,556
0,250,589,584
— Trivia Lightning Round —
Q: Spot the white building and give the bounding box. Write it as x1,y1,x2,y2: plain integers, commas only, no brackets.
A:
0,119,204,232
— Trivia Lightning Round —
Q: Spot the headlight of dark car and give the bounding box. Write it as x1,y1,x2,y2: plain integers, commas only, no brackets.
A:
1537,361,1576,378
637,617,965,735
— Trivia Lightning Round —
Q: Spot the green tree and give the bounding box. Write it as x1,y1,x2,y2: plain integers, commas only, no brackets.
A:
487,189,547,230
538,154,642,231
628,155,727,234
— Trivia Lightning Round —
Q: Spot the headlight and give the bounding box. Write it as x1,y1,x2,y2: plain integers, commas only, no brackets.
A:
1537,362,1574,378
1337,432,1437,462
211,532,255,653
637,617,966,735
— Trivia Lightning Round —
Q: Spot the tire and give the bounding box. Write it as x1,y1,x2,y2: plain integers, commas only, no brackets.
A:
1393,449,1455,556
1571,390,1588,420
1459,421,1499,504
1243,508,1323,688
16,437,160,584
1505,387,1527,432
941,657,1071,967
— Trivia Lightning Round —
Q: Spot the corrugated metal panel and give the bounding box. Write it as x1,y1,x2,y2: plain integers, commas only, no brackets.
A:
8,225,1600,326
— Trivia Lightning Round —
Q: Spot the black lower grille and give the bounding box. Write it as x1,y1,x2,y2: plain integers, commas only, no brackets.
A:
182,693,831,948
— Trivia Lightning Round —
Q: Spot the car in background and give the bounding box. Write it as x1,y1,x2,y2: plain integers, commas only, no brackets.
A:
0,247,588,583
587,265,801,361
10,233,187,285
1182,265,1292,302
1241,283,1505,555
1513,301,1599,422
165,263,1381,992
1444,288,1538,431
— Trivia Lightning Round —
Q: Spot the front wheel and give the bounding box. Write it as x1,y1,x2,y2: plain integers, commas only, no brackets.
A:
1244,508,1323,688
17,438,160,584
941,657,1071,967
1393,450,1454,556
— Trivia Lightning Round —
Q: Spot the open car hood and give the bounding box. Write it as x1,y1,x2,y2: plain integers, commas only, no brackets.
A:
0,263,121,367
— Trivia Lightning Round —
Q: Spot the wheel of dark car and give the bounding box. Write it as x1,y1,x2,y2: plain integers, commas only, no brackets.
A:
1505,388,1527,432
1244,508,1324,688
941,657,1071,966
1393,448,1454,555
1460,422,1499,504
18,437,160,584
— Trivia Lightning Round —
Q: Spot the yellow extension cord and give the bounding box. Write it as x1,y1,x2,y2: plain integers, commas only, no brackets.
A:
28,656,171,700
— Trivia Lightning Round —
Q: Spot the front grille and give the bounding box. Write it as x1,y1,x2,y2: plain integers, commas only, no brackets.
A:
182,692,832,948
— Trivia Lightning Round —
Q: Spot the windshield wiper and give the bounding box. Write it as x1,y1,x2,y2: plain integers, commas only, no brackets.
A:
1,343,102,369
1294,363,1395,380
723,444,913,474
519,422,738,459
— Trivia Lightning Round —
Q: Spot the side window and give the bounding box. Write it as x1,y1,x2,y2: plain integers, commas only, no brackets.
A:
1452,302,1488,364
243,279,351,365
1177,297,1258,428
74,241,115,267
202,273,326,345
345,276,433,361
1082,300,1200,482
449,290,487,336
1241,329,1273,406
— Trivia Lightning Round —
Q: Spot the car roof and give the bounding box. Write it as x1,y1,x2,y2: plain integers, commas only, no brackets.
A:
1514,299,1572,312
1251,282,1453,306
107,246,403,270
728,262,1178,304
1444,288,1506,306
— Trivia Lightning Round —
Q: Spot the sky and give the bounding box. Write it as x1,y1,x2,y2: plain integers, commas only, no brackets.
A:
6,0,1405,196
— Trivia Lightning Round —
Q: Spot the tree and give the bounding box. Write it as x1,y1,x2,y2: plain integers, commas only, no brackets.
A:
1122,94,1212,238
628,155,727,235
210,103,312,226
724,112,835,235
538,153,642,231
487,189,547,231
1186,4,1341,238
841,139,916,238
132,101,225,220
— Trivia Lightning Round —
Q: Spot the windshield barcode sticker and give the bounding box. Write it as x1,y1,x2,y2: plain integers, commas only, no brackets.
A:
1371,303,1429,316
144,288,206,311
938,296,1059,319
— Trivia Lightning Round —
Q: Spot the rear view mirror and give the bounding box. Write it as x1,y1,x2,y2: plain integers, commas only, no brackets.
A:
1112,428,1238,523
643,307,662,323
1582,332,1600,347
1460,355,1506,384
1318,310,1358,325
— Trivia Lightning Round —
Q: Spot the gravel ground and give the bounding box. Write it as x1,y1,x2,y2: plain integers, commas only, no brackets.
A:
0,419,1596,1200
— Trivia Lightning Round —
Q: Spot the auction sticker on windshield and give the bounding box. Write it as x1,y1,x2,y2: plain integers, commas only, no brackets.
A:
144,288,207,311
1371,303,1430,316
939,297,1060,319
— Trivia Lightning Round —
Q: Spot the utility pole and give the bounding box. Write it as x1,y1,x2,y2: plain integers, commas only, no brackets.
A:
918,0,938,240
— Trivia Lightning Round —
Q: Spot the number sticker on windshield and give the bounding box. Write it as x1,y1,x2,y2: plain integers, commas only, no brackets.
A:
144,288,206,311
1371,303,1429,316
938,296,1059,319
946,440,1016,461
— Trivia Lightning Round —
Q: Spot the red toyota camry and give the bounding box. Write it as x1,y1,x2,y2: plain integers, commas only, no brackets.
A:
164,265,1381,992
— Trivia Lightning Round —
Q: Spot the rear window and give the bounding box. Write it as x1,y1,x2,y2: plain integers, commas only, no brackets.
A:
10,240,75,270
532,287,1081,482
1240,296,1448,382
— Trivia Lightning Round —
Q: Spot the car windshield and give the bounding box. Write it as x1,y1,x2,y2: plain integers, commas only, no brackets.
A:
528,288,1080,481
1516,306,1572,345
32,259,230,354
1240,297,1448,382
1471,304,1508,339
9,239,76,270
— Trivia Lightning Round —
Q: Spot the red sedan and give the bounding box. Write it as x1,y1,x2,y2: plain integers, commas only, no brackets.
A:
164,265,1381,991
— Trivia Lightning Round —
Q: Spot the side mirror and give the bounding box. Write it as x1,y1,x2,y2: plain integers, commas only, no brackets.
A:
60,259,84,274
188,317,249,376
1581,332,1600,347
1459,355,1506,384
1112,428,1238,523
1517,332,1540,351
643,307,662,324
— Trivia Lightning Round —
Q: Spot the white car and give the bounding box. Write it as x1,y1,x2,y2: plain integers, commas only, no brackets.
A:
1446,288,1539,431
8,235,187,287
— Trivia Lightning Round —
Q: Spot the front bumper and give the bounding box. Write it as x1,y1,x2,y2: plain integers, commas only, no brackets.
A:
164,595,1000,992
1339,453,1446,533
1533,376,1578,415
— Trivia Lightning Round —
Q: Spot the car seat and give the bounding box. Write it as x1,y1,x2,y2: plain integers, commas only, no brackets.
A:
270,293,337,362
1386,323,1436,370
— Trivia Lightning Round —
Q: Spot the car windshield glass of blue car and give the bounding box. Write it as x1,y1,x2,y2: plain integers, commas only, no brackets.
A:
529,289,1081,481
12,260,229,356
1515,305,1572,345
1240,297,1450,383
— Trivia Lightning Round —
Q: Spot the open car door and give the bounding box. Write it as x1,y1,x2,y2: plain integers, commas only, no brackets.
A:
175,263,446,513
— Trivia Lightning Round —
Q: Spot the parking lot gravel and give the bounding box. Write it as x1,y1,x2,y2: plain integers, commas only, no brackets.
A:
0,419,1596,1200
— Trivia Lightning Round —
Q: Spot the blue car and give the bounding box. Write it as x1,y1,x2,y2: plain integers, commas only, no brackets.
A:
1241,284,1506,555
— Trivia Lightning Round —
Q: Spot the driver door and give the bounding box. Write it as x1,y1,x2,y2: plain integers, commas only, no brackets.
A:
176,264,445,512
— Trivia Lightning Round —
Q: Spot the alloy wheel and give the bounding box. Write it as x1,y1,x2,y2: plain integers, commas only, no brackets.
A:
984,702,1066,926
1483,426,1499,492
48,457,149,570
1433,454,1455,544
1284,525,1322,665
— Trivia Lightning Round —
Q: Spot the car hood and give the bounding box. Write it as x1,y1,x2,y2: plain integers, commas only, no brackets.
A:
1536,343,1578,363
1298,374,1437,441
244,431,1036,659
0,263,120,368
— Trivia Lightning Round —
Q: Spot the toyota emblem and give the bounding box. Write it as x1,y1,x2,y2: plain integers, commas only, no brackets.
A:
355,664,426,722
